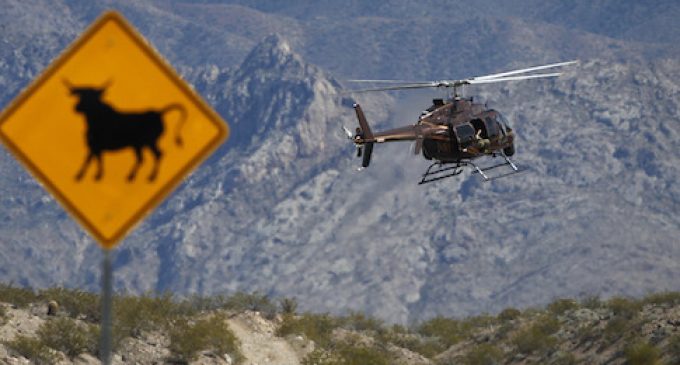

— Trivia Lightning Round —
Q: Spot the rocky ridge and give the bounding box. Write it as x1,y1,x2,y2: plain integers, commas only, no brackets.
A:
1,291,680,364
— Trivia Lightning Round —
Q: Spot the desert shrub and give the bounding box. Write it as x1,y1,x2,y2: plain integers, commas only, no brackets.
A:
4,335,60,364
624,340,660,365
533,314,560,336
389,323,408,334
113,292,181,344
496,321,516,341
279,297,298,315
403,337,445,359
417,316,470,349
464,314,498,329
200,313,242,362
38,287,99,321
335,342,391,365
642,291,680,306
223,291,277,318
511,315,560,355
277,313,338,348
340,311,384,333
580,295,602,309
168,318,203,363
666,334,680,360
0,304,6,321
547,298,579,316
497,307,521,321
606,296,642,319
512,327,557,355
177,293,227,313
0,283,37,308
603,316,631,341
380,327,442,359
168,313,242,364
37,317,98,358
461,343,503,365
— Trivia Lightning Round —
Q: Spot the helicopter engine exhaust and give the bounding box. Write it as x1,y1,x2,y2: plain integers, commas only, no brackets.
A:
353,104,374,167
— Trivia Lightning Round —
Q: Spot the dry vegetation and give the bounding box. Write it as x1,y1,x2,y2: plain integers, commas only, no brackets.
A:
275,291,680,365
0,284,244,364
1,283,680,364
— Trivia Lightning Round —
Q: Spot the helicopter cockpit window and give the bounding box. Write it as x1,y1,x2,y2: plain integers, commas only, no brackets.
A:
484,117,499,138
454,124,476,145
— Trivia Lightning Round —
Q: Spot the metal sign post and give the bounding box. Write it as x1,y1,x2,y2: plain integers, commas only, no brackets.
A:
100,249,113,365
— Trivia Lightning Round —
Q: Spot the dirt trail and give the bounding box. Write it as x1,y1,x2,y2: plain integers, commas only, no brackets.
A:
227,312,301,365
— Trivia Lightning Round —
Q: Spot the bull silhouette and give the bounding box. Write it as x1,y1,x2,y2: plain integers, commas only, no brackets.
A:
65,80,186,182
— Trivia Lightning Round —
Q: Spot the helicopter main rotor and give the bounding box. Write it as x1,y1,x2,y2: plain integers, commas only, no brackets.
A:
346,60,578,95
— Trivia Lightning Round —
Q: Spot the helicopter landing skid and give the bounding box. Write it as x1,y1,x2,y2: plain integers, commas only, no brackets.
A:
470,155,525,181
418,162,465,184
419,156,524,184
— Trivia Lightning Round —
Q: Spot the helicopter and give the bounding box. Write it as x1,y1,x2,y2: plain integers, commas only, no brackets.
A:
343,60,578,184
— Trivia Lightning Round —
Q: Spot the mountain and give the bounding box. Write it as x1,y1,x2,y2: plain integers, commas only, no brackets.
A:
164,0,680,78
492,0,680,46
0,0,679,324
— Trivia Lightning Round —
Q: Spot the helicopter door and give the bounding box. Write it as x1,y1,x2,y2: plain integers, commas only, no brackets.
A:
483,117,499,138
448,123,458,152
470,118,488,139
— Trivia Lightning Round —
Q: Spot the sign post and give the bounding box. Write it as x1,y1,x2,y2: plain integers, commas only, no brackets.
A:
0,11,229,363
100,250,113,364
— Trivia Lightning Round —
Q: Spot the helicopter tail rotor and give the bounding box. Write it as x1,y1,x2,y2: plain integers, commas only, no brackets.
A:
342,104,375,168
353,104,374,167
342,125,353,139
342,125,365,158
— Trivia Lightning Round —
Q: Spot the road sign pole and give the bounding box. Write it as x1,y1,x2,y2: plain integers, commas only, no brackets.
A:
100,249,113,365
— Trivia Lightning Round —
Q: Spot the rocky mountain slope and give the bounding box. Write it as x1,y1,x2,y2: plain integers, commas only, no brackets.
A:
0,0,679,324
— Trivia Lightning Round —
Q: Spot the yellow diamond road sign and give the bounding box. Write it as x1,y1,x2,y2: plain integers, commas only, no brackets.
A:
0,11,229,249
